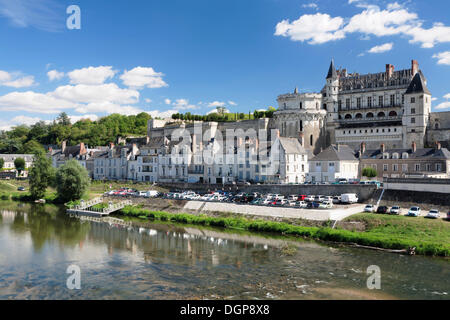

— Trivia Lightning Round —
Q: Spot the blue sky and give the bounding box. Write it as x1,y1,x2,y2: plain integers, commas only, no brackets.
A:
0,0,449,129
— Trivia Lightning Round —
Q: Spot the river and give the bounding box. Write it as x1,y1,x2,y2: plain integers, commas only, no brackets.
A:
0,201,448,300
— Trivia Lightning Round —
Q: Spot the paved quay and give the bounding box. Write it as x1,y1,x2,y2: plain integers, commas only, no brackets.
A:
183,201,365,221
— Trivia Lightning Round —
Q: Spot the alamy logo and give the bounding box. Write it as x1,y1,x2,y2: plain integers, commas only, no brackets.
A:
66,5,81,30
66,264,81,290
366,265,381,290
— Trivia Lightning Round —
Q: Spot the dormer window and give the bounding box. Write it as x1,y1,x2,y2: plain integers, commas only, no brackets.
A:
392,153,399,159
402,152,409,159
383,153,389,159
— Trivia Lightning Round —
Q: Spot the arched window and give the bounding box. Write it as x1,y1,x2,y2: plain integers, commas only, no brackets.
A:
355,113,363,119
310,135,313,146
389,111,397,117
300,102,303,109
366,112,374,118
345,114,352,119
435,123,440,129
322,103,326,110
300,120,303,132
377,112,385,117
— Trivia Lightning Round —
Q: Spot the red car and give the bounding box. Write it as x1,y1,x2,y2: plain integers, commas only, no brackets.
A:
297,195,307,201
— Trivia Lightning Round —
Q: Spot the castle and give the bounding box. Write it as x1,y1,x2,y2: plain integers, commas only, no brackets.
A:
276,59,450,153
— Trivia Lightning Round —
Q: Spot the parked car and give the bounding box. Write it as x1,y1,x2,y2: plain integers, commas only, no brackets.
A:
307,202,320,209
275,199,288,206
447,211,450,221
425,209,440,219
389,206,400,215
297,195,307,201
287,195,298,201
295,201,307,208
376,206,388,214
341,193,358,204
261,198,272,205
319,201,333,209
364,204,375,213
286,200,297,207
332,196,341,204
314,195,325,203
305,195,315,202
406,206,421,217
17,186,26,191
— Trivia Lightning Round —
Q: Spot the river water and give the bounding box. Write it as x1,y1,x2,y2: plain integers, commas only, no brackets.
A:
0,201,448,300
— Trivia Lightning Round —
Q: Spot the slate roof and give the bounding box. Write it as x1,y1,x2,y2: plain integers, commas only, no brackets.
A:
278,137,307,154
405,72,431,95
326,59,337,79
141,137,166,149
311,144,358,161
0,154,34,162
360,147,450,160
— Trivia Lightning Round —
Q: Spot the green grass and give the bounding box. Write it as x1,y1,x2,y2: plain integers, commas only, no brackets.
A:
119,206,450,257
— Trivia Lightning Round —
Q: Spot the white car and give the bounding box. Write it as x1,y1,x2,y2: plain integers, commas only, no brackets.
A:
305,195,315,202
319,201,333,209
286,200,297,207
261,198,272,205
364,204,375,213
288,195,298,201
425,209,440,219
295,201,308,208
390,206,400,215
407,207,421,217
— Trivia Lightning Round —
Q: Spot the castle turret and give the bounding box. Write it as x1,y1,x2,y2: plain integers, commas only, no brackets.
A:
324,59,339,147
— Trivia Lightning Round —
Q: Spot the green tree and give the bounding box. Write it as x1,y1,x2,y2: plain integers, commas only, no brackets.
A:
0,158,4,170
14,157,26,176
362,167,377,179
56,112,71,126
55,159,90,202
29,152,54,200
21,140,45,154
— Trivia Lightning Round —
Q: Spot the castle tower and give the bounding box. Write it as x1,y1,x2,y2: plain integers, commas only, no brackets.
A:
324,59,339,147
402,70,431,148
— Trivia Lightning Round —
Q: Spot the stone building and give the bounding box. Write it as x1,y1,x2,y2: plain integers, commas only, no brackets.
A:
358,142,450,180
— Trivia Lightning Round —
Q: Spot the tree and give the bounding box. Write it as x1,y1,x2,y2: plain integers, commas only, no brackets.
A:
55,159,90,202
0,158,4,170
362,167,377,179
14,157,26,176
29,152,54,200
56,112,71,126
21,140,45,154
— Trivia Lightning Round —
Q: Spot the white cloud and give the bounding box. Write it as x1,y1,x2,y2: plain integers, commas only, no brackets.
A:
302,3,318,10
435,102,450,110
120,67,168,89
68,66,116,85
276,3,450,49
0,91,75,114
0,70,35,88
431,97,438,101
74,102,143,115
164,98,171,105
51,83,139,105
68,114,99,123
275,13,345,44
172,98,199,110
207,107,230,115
147,109,177,119
47,69,64,81
433,51,450,65
367,42,393,54
0,115,46,131
228,100,237,106
145,98,152,103
444,93,450,99
208,101,226,107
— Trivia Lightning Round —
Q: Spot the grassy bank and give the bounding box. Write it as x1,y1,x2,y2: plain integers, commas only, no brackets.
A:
120,206,450,257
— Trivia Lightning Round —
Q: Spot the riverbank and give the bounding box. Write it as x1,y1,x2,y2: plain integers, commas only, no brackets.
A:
118,206,450,257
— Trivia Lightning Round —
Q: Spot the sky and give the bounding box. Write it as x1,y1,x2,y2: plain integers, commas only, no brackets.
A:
0,0,449,130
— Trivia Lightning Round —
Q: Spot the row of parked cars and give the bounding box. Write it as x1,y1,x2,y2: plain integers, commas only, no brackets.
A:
364,204,450,219
104,188,160,198
162,191,360,209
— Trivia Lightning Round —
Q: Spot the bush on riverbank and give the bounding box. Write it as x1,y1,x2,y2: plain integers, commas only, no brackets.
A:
120,206,450,257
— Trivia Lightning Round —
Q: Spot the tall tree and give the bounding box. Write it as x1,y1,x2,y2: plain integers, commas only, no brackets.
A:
14,157,26,176
55,159,91,202
0,158,4,170
29,152,54,200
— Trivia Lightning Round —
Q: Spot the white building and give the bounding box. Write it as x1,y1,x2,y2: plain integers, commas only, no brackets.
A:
307,144,359,183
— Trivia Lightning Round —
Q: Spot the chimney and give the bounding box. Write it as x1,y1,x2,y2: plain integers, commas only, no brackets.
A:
386,64,394,79
411,60,419,76
411,142,417,153
80,142,86,155
61,140,67,153
299,132,304,146
109,142,115,149
336,144,340,151
360,142,366,154
436,141,441,150
48,147,53,153
380,144,385,153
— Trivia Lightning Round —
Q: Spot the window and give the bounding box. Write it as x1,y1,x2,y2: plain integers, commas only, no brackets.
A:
329,162,334,167
436,163,442,171
411,97,415,103
310,135,313,146
411,118,416,124
402,164,408,172
379,96,383,107
346,99,350,108
426,164,432,171
390,94,395,106
338,100,342,109
357,98,361,108
392,164,398,172
402,94,405,104
383,164,388,171
411,108,416,114
367,96,372,107
300,102,302,109
415,164,420,171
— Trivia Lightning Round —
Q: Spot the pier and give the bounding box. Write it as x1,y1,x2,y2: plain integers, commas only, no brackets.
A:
67,197,132,217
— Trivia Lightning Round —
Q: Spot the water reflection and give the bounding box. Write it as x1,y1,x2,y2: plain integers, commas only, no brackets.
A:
0,201,448,300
